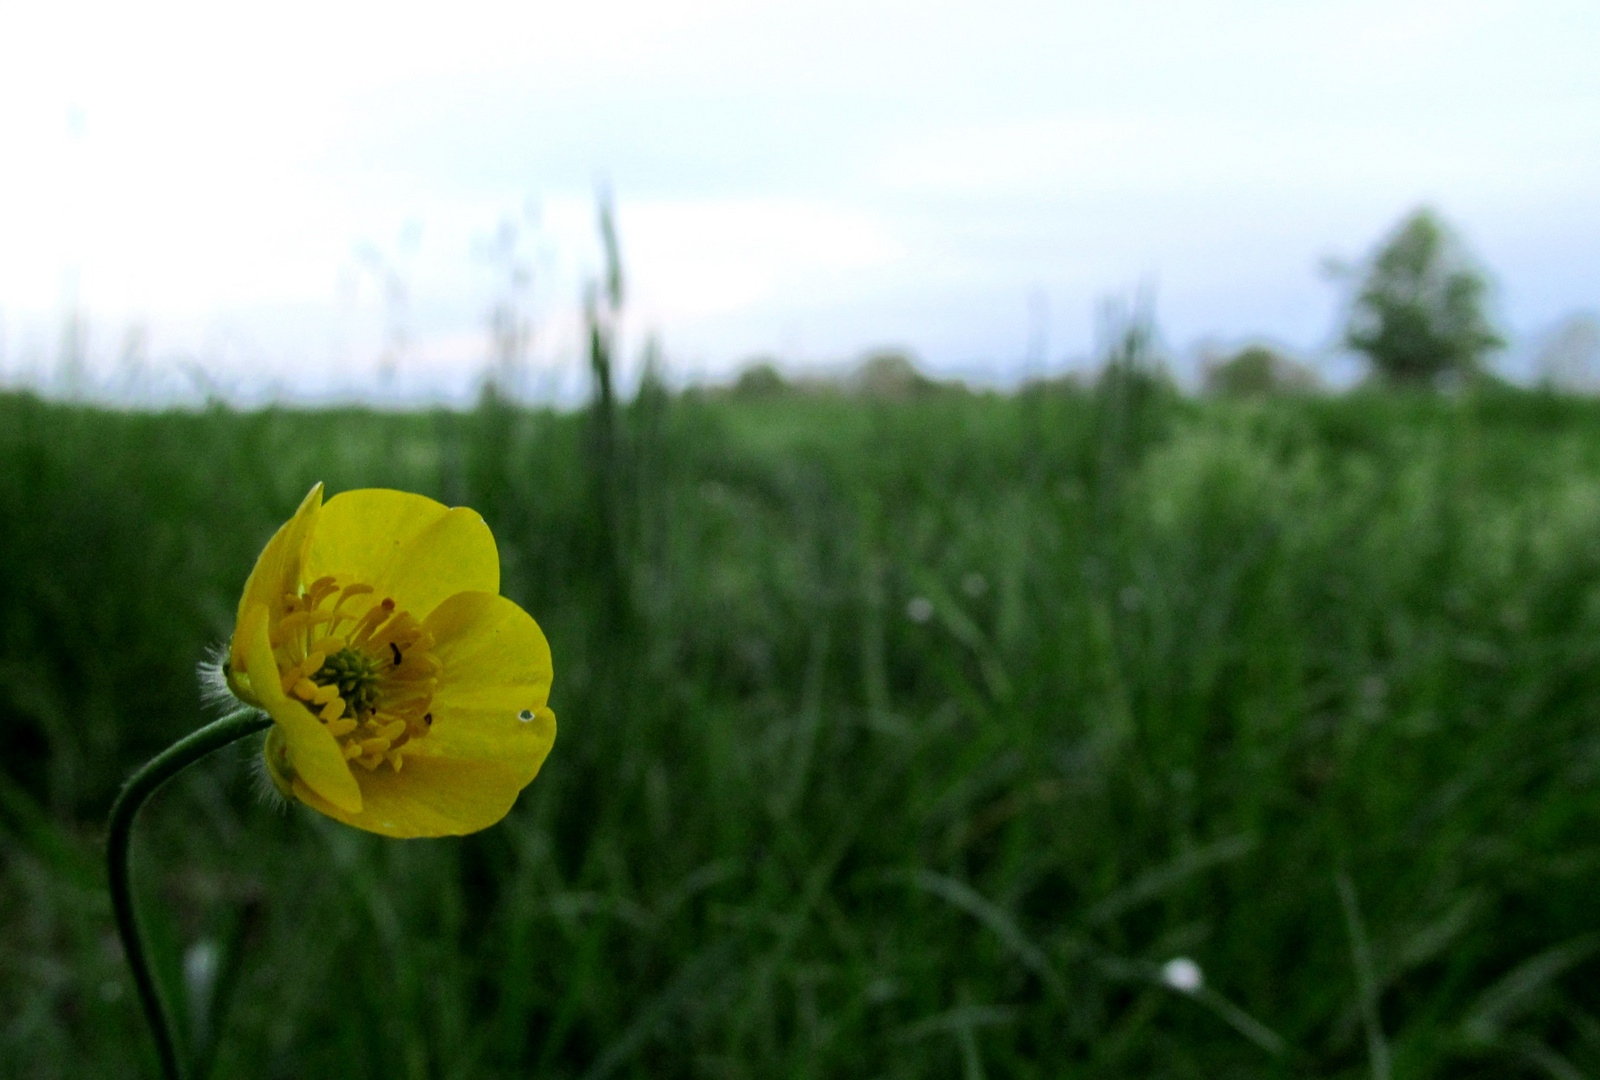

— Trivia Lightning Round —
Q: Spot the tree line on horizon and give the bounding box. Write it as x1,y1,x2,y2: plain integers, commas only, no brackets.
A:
726,207,1519,402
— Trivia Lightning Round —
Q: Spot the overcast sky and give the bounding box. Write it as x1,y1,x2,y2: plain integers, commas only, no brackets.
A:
0,0,1596,401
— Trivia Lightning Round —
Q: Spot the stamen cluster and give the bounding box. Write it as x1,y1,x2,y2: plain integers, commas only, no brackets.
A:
269,575,440,773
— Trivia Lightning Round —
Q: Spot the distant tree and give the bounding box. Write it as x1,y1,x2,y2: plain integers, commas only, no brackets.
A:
1345,209,1503,385
731,360,789,398
851,349,939,399
1203,344,1318,397
1535,313,1600,393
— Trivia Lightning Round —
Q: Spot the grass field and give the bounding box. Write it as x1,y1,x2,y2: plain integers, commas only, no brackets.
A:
3,376,1600,1078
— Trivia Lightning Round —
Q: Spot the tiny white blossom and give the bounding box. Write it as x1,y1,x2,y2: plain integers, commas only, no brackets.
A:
906,596,934,623
1161,957,1203,993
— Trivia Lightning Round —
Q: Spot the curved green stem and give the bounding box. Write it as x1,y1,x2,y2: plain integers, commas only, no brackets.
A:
107,707,273,1080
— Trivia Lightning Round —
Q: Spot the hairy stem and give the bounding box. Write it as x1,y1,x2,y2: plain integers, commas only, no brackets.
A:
107,707,273,1080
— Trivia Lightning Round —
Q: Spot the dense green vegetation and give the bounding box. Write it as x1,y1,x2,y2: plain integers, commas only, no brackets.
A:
4,379,1600,1079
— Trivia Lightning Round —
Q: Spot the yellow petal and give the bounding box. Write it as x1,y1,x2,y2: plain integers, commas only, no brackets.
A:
240,603,363,814
303,489,499,619
230,483,323,674
292,757,533,837
422,591,556,770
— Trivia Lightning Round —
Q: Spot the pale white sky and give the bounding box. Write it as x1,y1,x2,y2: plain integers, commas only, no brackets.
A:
0,0,1596,401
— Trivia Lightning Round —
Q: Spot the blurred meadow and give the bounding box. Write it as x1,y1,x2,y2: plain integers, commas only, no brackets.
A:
6,349,1600,1077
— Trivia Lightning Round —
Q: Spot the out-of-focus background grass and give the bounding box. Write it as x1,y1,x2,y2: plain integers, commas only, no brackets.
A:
5,348,1600,1077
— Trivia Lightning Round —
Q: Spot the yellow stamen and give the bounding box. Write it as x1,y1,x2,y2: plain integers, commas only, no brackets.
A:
350,601,395,646
319,698,345,722
305,575,339,608
327,717,358,737
396,654,442,677
271,610,312,646
359,737,391,756
334,582,375,610
342,742,363,760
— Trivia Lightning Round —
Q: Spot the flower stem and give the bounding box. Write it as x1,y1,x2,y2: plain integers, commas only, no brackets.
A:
107,707,273,1080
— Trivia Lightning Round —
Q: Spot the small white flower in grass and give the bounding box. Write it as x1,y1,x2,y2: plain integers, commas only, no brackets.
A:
1161,956,1204,993
184,939,220,1003
906,596,934,623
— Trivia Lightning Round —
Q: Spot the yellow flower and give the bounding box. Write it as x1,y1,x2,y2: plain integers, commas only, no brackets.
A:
225,483,556,838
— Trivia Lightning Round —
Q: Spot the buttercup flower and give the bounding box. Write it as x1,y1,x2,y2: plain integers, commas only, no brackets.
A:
225,483,555,838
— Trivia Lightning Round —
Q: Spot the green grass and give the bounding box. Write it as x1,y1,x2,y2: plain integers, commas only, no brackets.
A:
3,381,1600,1078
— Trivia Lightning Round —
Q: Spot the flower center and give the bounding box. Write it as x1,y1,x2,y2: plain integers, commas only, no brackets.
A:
267,574,440,774
312,647,383,718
